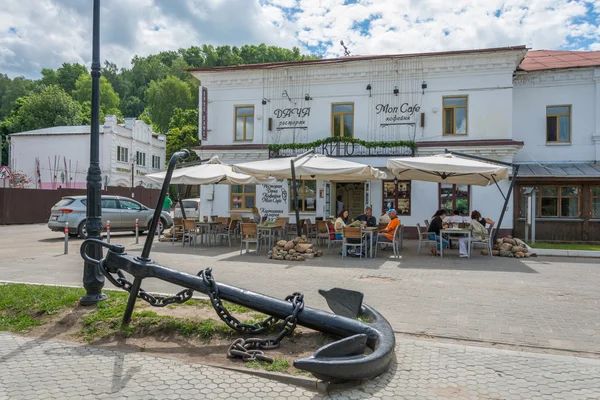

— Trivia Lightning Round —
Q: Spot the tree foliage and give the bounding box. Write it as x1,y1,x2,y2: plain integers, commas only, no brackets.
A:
166,108,199,162
146,75,193,133
72,74,121,113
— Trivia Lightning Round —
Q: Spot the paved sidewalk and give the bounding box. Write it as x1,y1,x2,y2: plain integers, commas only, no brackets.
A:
2,333,600,399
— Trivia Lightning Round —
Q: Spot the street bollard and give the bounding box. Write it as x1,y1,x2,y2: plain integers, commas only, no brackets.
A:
64,222,69,255
106,220,111,244
135,219,139,244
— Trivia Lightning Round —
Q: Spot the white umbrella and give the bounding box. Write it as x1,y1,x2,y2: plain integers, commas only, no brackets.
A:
146,156,276,185
386,154,509,186
233,154,385,181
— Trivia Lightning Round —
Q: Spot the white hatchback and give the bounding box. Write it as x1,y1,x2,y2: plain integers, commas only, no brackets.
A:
173,198,201,219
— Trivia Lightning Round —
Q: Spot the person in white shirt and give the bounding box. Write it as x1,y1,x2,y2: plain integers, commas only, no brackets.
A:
445,209,467,224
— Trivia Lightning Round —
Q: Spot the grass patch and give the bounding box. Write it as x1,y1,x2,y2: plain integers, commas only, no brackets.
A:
0,284,84,332
357,316,370,323
245,358,290,373
528,242,600,251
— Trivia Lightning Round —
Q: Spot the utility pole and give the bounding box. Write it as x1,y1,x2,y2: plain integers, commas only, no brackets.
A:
80,0,107,306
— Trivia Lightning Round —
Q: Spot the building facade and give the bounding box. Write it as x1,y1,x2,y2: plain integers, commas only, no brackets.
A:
189,46,600,241
9,115,166,190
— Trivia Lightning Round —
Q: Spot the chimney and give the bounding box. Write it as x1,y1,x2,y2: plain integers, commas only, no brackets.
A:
103,114,117,132
124,117,136,130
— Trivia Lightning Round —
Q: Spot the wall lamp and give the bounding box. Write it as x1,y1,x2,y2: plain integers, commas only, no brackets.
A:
393,177,399,186
261,98,270,105
304,94,313,101
366,84,372,97
393,86,399,96
421,81,427,95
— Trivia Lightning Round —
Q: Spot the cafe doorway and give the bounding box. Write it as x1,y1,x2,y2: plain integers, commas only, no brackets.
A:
335,182,370,219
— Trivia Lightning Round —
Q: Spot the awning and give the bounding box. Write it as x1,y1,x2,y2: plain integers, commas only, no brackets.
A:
516,163,600,177
386,154,509,186
233,154,385,181
146,156,276,185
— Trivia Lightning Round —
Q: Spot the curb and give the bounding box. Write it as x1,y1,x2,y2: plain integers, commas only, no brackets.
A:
531,248,600,258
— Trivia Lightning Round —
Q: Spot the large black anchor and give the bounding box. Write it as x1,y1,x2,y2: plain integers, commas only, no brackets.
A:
79,150,395,383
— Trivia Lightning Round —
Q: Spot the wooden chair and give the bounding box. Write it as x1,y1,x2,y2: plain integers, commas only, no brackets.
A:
242,217,252,224
303,219,317,242
315,220,330,246
273,217,289,240
229,213,242,239
342,227,363,259
182,219,199,247
171,217,184,245
240,223,260,255
416,223,437,255
214,217,232,247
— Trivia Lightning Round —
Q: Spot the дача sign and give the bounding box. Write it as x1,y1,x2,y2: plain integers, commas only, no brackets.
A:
273,107,310,130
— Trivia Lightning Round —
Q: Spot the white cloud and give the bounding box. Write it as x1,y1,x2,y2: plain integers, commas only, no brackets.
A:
0,0,598,78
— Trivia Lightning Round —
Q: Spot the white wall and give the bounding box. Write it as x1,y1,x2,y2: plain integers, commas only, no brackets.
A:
513,69,598,163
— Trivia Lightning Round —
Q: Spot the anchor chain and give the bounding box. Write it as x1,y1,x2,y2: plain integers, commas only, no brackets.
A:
98,260,195,307
201,268,305,363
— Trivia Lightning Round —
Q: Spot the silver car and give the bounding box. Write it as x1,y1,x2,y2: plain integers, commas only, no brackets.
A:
48,195,174,238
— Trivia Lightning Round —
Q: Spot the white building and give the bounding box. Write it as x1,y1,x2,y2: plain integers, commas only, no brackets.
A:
9,115,166,189
188,46,600,241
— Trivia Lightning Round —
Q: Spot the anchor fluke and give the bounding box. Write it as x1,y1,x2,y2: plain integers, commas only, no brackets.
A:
312,334,367,358
318,288,363,318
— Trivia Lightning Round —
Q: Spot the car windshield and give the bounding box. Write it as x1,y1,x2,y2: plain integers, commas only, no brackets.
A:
54,199,75,207
182,201,198,209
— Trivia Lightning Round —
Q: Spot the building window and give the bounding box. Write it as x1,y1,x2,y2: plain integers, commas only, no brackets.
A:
289,180,317,212
592,187,600,218
546,105,571,143
332,103,354,138
230,184,256,210
382,181,411,215
539,186,579,217
117,146,128,163
152,155,161,169
136,151,146,166
443,96,468,135
235,106,254,141
439,184,470,215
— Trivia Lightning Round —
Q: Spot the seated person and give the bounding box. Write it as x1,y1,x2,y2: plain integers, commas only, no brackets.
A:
458,211,490,258
251,207,261,224
427,209,449,256
379,210,391,225
377,209,400,245
473,211,494,228
446,209,466,224
354,206,377,227
334,209,349,240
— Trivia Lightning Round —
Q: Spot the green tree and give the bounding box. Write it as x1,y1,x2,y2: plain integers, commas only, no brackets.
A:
166,108,199,161
0,75,37,120
40,63,88,94
145,75,193,133
0,85,81,134
72,74,120,114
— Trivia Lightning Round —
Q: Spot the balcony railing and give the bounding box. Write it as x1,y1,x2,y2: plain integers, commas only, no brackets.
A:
268,138,416,159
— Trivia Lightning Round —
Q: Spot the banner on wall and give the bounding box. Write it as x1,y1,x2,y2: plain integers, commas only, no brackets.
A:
257,179,289,219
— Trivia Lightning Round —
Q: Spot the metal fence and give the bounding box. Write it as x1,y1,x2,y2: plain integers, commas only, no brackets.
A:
0,187,161,225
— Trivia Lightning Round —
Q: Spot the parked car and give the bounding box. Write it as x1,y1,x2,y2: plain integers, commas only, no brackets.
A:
173,198,201,219
48,195,174,238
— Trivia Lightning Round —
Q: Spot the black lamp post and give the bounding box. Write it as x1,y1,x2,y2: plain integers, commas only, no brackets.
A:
80,0,107,305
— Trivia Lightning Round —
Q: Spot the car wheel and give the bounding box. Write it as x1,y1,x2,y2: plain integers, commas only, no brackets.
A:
147,218,165,234
78,220,88,239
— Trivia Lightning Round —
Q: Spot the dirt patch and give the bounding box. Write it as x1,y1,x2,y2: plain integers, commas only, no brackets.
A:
21,299,336,376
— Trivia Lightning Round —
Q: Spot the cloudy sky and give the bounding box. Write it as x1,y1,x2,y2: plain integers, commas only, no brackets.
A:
1,0,599,78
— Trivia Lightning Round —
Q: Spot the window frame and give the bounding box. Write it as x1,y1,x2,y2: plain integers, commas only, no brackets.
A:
152,155,161,170
289,180,317,213
438,184,471,215
331,102,355,138
234,105,255,142
136,151,146,167
442,95,468,136
117,146,128,163
517,185,581,218
230,184,256,211
118,199,143,211
546,105,572,143
382,180,411,216
592,186,600,219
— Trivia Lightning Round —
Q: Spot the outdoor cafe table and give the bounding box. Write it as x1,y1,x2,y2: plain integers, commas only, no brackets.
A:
195,220,223,247
363,227,378,258
257,224,280,253
439,228,471,258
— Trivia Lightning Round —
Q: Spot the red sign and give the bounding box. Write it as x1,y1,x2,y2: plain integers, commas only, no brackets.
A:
201,87,208,141
0,166,12,180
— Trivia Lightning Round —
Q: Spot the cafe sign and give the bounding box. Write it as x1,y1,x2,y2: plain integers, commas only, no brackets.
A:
376,103,420,126
273,107,310,131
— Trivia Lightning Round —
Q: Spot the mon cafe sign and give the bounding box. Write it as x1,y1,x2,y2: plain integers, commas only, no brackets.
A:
375,103,420,122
